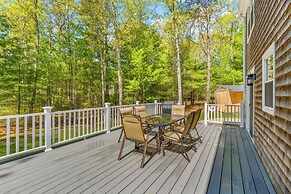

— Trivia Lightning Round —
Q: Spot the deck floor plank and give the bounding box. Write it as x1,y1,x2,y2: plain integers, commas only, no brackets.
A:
207,125,275,194
0,124,275,194
169,125,215,194
182,125,221,194
0,140,129,193
242,129,276,194
220,127,232,194
231,125,244,194
206,124,226,194
0,130,120,185
240,128,270,194
148,125,210,194
194,125,221,194
235,127,256,194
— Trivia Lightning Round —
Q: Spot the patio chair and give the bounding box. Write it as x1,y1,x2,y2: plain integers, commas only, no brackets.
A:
190,109,202,143
163,112,196,162
171,104,185,115
118,114,159,168
171,104,186,125
117,107,133,143
135,106,147,118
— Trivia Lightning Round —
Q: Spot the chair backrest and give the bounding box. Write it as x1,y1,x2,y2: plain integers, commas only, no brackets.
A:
135,106,147,118
190,109,202,130
182,112,195,137
172,105,185,115
119,107,133,118
122,114,145,143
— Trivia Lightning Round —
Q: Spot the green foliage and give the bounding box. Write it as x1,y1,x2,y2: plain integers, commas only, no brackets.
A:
0,0,243,115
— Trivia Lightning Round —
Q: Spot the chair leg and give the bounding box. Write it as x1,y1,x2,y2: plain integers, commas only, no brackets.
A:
195,127,202,143
141,136,149,168
118,128,124,143
155,135,160,154
178,137,190,162
118,136,126,160
188,133,197,152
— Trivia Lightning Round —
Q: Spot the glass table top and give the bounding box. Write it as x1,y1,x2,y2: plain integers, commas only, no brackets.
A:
142,114,185,127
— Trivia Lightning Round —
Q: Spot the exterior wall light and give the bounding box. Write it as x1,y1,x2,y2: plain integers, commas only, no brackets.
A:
247,73,256,86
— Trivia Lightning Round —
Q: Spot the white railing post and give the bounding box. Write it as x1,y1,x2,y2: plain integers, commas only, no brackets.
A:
204,102,208,125
154,100,158,114
105,103,111,134
240,102,244,128
136,101,140,106
6,118,10,155
43,107,52,152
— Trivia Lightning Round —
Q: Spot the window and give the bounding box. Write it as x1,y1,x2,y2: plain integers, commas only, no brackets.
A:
262,43,275,115
247,0,254,40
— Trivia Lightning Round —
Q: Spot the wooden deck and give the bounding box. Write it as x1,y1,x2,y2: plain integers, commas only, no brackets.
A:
0,124,275,194
207,124,276,194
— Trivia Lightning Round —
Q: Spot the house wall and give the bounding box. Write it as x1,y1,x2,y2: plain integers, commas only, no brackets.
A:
245,1,291,193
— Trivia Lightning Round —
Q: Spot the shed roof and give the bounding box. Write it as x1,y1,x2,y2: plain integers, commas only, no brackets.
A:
216,85,243,92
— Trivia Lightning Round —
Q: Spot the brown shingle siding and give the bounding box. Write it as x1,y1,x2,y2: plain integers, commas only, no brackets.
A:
245,0,291,192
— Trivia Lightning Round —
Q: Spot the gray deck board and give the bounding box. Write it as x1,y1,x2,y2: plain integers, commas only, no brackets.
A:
0,124,274,194
153,125,211,194
0,131,119,185
194,126,221,194
231,125,244,194
169,125,217,194
220,127,232,194
242,129,276,194
235,127,256,194
182,125,221,194
240,127,270,194
147,125,212,194
207,125,275,194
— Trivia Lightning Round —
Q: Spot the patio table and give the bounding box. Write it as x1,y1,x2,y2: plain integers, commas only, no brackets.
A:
142,114,185,155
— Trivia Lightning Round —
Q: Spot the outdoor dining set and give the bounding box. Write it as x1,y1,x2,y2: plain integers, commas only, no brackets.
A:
117,105,202,168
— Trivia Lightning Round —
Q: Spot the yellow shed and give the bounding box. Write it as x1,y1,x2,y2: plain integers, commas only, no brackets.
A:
214,85,243,105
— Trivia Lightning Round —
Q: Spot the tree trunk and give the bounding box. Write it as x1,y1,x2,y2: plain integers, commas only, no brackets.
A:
206,40,211,103
205,6,211,103
116,44,123,105
29,0,40,113
174,24,183,104
18,63,21,114
111,1,123,105
100,51,105,106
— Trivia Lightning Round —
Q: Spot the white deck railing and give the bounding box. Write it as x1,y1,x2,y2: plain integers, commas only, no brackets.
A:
204,103,243,125
0,101,162,160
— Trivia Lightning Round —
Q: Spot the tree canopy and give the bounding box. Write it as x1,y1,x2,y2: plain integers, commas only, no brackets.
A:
0,0,243,115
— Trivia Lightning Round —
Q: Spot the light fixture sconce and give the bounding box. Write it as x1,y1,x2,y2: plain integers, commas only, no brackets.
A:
247,73,256,86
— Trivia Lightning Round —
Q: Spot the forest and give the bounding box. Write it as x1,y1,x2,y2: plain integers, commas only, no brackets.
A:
0,0,243,115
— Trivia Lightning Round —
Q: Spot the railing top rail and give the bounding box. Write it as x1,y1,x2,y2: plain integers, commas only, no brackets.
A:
0,112,45,120
207,104,241,107
53,107,106,114
110,104,135,108
140,103,162,105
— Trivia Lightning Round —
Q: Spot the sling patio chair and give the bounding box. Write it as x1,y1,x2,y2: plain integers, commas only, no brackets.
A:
171,104,186,115
118,114,160,168
162,112,197,162
134,106,147,118
171,104,186,125
117,107,133,143
190,109,202,143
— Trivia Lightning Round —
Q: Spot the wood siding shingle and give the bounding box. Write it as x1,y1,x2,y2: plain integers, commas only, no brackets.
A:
246,0,291,193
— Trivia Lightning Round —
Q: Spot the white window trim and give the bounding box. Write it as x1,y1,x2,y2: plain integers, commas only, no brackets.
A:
262,43,275,115
247,0,255,43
